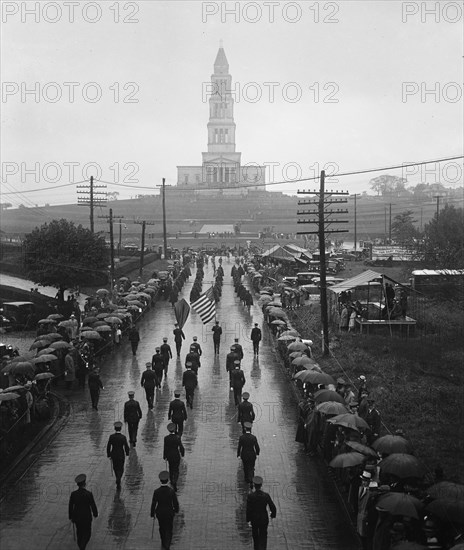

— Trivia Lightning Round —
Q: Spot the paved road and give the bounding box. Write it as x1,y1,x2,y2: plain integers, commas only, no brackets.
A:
0,261,360,549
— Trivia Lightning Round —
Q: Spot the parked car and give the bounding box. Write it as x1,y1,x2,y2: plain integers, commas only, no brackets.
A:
0,314,13,332
1,301,37,329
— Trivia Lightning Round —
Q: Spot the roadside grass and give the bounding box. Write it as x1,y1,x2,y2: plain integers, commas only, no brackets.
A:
289,300,464,484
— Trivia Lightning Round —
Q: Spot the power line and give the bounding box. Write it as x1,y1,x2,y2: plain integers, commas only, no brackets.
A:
0,181,87,195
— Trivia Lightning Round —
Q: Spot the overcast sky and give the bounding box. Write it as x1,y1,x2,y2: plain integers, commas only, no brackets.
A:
1,0,463,207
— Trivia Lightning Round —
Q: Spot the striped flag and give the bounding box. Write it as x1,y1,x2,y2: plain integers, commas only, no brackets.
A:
190,287,216,324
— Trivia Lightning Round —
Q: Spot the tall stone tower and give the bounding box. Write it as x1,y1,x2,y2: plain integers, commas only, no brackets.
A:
177,44,265,194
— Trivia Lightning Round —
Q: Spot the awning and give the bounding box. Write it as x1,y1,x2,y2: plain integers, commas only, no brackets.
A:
328,270,401,294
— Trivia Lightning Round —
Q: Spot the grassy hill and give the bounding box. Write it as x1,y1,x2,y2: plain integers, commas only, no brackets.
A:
0,190,445,245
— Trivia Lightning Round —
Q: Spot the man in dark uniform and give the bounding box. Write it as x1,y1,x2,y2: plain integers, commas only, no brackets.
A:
231,337,244,361
160,337,173,375
237,422,260,487
168,390,188,436
185,346,201,375
189,335,201,356
237,392,255,433
123,391,142,447
163,423,185,492
151,347,165,386
182,362,197,409
226,346,239,390
141,362,158,409
88,367,104,410
173,323,185,356
246,475,277,550
68,473,98,550
212,320,222,354
106,421,130,489
150,470,179,550
128,325,140,356
250,323,262,356
231,360,246,406
365,396,381,445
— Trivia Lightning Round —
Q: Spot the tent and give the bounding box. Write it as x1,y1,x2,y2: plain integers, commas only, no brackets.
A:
261,245,297,263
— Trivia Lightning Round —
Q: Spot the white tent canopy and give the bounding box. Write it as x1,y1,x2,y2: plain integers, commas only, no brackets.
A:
329,270,399,295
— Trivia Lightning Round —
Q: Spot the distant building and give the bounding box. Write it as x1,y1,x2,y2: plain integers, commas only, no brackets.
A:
177,44,265,195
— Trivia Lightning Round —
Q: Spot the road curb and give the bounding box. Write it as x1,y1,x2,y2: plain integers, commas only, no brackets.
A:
0,391,71,494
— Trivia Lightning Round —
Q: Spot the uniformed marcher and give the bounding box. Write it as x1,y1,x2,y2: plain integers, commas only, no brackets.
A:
68,473,98,550
246,475,277,550
123,391,142,447
106,421,130,489
237,392,256,433
141,362,158,409
185,346,201,375
88,368,103,410
226,346,239,389
182,363,198,409
168,391,188,436
212,320,222,354
231,337,244,360
151,347,165,386
237,422,260,487
150,470,179,550
231,360,246,406
250,323,262,356
173,323,185,356
163,423,185,492
160,337,173,375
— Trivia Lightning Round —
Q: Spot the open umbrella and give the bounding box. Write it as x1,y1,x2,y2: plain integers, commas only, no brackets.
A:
266,301,283,307
292,356,312,367
80,326,94,332
96,313,110,319
373,436,412,455
328,413,370,431
96,288,109,295
32,355,58,364
329,452,366,469
96,325,112,333
297,371,335,386
427,481,464,501
376,492,423,519
105,316,122,324
30,340,50,350
35,372,55,381
346,441,378,458
58,320,76,328
281,330,300,337
277,334,296,342
44,333,64,341
289,351,304,359
126,299,144,308
314,389,346,405
38,347,56,356
271,319,287,326
259,290,273,295
119,276,129,282
83,317,98,325
0,392,20,402
316,401,349,416
4,385,24,392
379,454,426,479
92,321,108,330
135,292,151,300
127,305,141,311
38,318,57,324
47,313,64,320
10,362,35,377
50,341,72,350
287,341,308,352
82,331,102,340
425,499,464,524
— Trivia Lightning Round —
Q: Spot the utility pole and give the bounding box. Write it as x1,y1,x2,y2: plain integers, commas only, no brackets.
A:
353,194,359,253
99,211,124,289
297,171,349,355
134,219,155,277
162,177,168,258
384,206,387,244
77,176,107,233
434,195,440,220
389,203,392,243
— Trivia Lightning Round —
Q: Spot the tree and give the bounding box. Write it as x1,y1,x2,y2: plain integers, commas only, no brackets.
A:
391,210,420,245
420,205,464,268
369,175,407,196
107,191,119,201
23,219,109,300
0,202,12,210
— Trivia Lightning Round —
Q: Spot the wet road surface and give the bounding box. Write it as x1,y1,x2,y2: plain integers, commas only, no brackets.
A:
0,261,360,549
